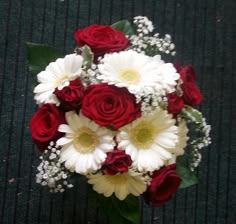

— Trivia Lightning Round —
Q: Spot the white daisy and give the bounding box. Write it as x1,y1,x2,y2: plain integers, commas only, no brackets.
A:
34,54,83,105
56,111,115,174
151,55,180,93
117,108,179,172
166,154,177,165
87,170,148,200
97,50,179,96
168,119,189,156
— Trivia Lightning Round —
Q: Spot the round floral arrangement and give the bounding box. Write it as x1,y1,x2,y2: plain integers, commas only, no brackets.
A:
28,16,211,223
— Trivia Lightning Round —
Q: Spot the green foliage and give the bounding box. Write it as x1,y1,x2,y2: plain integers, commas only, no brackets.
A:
88,185,139,224
176,156,198,188
182,105,203,123
111,20,135,36
81,45,94,69
26,42,63,76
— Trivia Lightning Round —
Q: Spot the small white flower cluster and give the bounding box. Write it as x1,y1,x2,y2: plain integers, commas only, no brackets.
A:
130,16,176,56
80,63,100,86
181,108,211,170
135,86,167,115
73,46,100,86
133,16,154,35
36,141,74,192
190,118,211,170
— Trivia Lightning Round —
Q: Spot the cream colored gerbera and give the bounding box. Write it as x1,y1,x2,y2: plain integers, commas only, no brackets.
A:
166,154,177,165
56,111,115,174
117,108,179,172
34,54,83,104
167,119,189,156
97,50,179,95
87,170,148,200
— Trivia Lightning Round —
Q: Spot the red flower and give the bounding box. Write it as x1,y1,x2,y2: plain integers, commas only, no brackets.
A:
175,64,203,106
30,104,65,151
74,24,130,58
101,148,132,175
143,164,181,206
167,92,184,114
181,82,203,106
54,78,85,111
82,83,141,129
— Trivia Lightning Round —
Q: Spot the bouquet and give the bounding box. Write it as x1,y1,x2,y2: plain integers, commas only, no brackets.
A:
28,16,211,223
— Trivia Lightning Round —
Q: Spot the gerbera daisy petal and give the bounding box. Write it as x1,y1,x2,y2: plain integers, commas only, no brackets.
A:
65,152,79,172
60,145,76,161
57,137,72,146
87,171,148,200
93,149,107,163
156,135,178,149
129,178,147,196
117,108,178,172
154,145,172,160
37,71,55,83
98,50,179,97
118,139,130,148
167,120,189,156
65,111,83,131
99,143,115,151
57,112,115,174
58,124,73,134
115,183,128,200
33,54,83,105
125,144,138,159
33,83,55,93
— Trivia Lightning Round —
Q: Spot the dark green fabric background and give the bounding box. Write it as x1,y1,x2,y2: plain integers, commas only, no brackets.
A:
0,0,235,223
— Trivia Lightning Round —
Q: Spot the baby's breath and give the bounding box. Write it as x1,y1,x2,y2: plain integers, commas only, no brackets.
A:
36,141,74,192
180,108,211,170
130,16,176,56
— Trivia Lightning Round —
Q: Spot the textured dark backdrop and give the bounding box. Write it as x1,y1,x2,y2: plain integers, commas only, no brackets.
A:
0,0,235,223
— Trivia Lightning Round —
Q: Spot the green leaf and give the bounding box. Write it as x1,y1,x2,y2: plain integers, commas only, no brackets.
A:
111,195,140,224
81,45,94,69
88,185,139,224
176,156,198,188
26,42,63,76
111,20,135,36
183,106,203,123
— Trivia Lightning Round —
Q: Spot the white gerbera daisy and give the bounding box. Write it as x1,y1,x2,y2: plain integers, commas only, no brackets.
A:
34,54,83,105
56,111,115,174
97,50,179,95
166,154,177,165
168,119,189,156
117,108,178,172
87,170,149,200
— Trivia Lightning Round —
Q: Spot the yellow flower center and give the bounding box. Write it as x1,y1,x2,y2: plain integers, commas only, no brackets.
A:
73,127,98,153
119,68,140,84
54,74,70,88
131,122,156,149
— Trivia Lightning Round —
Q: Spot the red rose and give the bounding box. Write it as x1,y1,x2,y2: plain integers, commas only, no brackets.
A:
182,82,203,106
30,104,65,151
175,63,196,83
143,164,181,206
101,148,132,175
74,24,131,58
175,64,203,105
167,92,184,114
82,83,141,129
54,78,85,111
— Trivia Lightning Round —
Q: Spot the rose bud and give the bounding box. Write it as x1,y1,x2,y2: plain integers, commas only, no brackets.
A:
29,104,65,151
101,148,132,175
143,164,181,206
